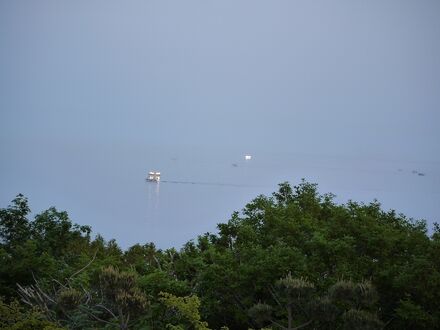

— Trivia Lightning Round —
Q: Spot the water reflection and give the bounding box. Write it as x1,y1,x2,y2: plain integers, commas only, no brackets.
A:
146,181,160,211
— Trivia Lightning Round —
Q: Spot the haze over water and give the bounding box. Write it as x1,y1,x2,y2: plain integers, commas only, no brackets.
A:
1,1,439,248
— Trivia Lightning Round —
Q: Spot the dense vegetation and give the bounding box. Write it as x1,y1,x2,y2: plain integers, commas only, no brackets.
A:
1,181,439,329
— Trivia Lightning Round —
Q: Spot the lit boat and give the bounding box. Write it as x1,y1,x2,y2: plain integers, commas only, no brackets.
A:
146,171,161,182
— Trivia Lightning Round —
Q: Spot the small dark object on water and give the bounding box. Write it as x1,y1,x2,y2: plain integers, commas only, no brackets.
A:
232,163,238,167
418,173,425,176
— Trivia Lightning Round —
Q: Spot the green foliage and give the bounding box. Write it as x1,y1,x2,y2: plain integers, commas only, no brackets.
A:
159,292,210,330
0,298,64,330
201,181,439,329
0,196,92,299
395,298,437,329
99,265,149,313
341,309,383,330
0,194,31,247
138,270,189,297
276,274,315,302
247,303,272,328
1,180,440,329
248,276,382,330
17,265,150,329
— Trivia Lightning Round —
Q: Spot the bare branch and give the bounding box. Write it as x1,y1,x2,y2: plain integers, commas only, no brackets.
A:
269,285,282,307
292,319,313,330
51,278,68,290
271,319,287,329
79,306,116,326
153,255,162,271
69,249,98,281
95,304,117,319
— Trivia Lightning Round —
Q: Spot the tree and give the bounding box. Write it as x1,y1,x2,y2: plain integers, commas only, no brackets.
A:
0,194,31,248
18,263,149,330
159,292,210,330
248,276,382,330
3,181,440,329
0,297,64,330
95,266,149,329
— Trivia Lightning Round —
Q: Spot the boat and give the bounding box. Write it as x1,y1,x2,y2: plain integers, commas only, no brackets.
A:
245,155,252,160
146,171,161,182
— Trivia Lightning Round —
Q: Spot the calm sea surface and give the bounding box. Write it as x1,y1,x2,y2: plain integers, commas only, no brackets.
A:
1,142,439,249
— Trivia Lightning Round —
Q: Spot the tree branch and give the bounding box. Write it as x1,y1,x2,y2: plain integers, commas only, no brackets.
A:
95,304,117,319
79,305,116,326
271,319,287,329
69,249,97,280
292,319,313,330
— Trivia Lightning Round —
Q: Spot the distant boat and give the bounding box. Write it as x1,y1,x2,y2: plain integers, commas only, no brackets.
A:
147,171,161,182
245,155,252,160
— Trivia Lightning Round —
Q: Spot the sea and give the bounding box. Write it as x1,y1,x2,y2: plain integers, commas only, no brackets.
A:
1,141,439,250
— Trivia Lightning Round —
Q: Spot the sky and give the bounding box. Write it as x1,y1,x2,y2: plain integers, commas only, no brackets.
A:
0,1,439,247
1,0,439,158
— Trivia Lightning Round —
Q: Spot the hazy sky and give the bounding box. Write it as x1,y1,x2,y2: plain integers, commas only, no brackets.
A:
1,0,439,160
